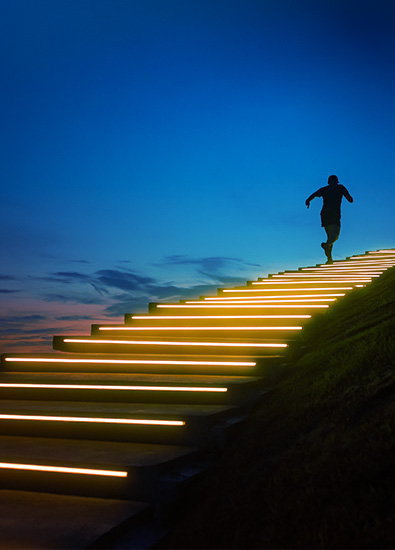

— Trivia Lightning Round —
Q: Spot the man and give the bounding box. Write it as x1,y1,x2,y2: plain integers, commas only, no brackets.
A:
306,175,353,264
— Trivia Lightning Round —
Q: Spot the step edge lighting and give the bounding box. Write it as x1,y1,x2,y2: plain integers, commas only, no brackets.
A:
0,462,128,477
0,414,185,426
4,358,257,366
0,383,228,393
63,338,288,348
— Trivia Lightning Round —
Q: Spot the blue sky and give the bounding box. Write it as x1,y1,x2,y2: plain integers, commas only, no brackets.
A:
1,0,394,352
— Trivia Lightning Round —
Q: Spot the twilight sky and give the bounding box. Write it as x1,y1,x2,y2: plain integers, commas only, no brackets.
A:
1,0,394,353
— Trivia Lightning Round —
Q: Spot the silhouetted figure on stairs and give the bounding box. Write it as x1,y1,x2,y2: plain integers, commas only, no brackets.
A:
306,175,353,263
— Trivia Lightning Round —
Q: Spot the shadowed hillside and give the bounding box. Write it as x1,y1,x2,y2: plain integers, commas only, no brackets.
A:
161,266,395,549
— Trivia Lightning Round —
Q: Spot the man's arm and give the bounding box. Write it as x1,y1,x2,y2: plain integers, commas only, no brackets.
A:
305,189,321,208
341,185,354,203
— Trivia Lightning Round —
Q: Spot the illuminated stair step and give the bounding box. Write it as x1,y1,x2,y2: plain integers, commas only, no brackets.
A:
0,401,234,445
2,353,269,375
0,372,264,405
124,313,312,327
0,490,151,550
214,286,355,297
0,435,197,500
147,302,330,316
252,278,371,285
366,249,395,255
91,324,303,339
52,335,290,356
184,296,342,305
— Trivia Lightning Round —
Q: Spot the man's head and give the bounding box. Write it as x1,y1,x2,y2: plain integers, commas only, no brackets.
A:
328,175,339,186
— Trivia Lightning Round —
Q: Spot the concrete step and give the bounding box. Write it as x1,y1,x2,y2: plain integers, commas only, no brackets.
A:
124,313,313,327
213,285,356,297
2,352,277,376
0,371,265,405
52,334,290,356
243,278,373,288
147,302,330,316
0,435,197,500
0,490,151,550
91,323,304,339
0,400,235,445
188,291,350,302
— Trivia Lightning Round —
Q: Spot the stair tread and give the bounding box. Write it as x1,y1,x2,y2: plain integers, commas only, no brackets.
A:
0,399,234,417
2,352,268,361
0,489,149,550
0,371,261,385
0,434,197,467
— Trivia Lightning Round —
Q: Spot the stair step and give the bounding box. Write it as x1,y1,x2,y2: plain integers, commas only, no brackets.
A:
0,400,235,445
0,372,265,405
0,490,150,550
214,284,356,296
147,302,330,315
52,335,289,356
0,435,197,500
1,352,272,375
91,323,304,339
124,313,312,327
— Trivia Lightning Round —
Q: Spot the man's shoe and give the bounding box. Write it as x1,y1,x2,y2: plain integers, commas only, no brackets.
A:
321,242,329,258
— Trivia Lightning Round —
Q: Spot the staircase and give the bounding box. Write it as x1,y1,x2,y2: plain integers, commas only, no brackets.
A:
1,249,394,549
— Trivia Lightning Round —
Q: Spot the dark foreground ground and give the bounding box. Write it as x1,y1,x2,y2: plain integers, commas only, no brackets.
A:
160,266,395,549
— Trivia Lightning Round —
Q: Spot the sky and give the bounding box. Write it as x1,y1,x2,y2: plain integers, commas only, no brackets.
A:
1,0,394,353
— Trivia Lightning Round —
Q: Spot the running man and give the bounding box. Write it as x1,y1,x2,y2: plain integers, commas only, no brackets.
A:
306,175,353,264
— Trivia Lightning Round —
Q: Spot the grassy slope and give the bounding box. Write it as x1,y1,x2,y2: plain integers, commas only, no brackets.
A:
162,267,395,549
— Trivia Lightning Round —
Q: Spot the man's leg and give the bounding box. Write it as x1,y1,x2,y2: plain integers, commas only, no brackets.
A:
323,224,340,262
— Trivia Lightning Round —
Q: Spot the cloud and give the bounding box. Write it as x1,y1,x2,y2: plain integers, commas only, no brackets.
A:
0,315,47,325
95,269,157,292
158,255,261,279
0,289,21,293
55,315,97,321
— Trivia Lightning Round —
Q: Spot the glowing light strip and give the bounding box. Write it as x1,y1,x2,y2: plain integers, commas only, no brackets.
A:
201,293,345,301
131,314,311,320
221,287,353,293
0,414,185,426
273,271,380,283
0,383,228,393
323,259,394,264
155,304,329,309
185,298,337,304
4,357,257,367
301,268,386,273
251,280,371,285
322,261,395,266
0,462,128,477
351,255,394,260
63,338,288,348
368,250,395,254
98,326,302,331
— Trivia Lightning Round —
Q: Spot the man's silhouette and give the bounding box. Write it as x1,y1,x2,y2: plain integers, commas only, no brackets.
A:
306,175,353,264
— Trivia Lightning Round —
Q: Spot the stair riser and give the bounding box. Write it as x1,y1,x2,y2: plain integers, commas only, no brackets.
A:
148,304,329,316
52,339,289,357
0,464,191,502
0,417,225,446
124,316,312,327
91,327,303,339
0,385,262,405
223,284,358,298
1,360,261,376
0,468,133,499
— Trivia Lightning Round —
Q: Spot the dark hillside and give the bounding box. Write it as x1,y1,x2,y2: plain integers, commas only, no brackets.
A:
162,267,395,549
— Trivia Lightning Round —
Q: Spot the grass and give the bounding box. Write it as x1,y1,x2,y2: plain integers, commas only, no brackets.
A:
161,266,395,549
